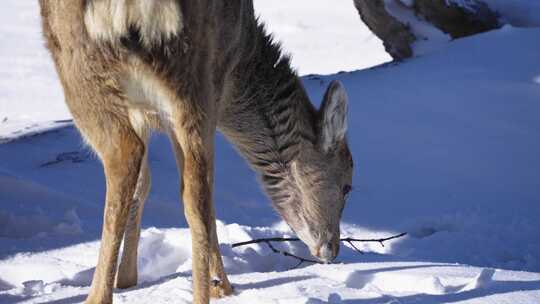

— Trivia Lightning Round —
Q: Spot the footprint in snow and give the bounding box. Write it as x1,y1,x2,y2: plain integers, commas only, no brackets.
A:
460,268,495,292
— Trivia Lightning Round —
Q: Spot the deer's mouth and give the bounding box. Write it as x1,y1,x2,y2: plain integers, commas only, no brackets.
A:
292,223,339,262
310,241,339,263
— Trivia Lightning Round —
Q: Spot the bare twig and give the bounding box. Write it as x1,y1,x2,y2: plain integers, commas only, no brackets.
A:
232,237,300,248
40,151,90,167
231,232,407,267
344,240,365,255
340,232,408,246
264,241,323,268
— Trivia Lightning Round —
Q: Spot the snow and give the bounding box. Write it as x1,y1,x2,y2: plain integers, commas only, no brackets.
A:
2,243,540,303
253,0,391,75
1,0,540,303
0,1,69,137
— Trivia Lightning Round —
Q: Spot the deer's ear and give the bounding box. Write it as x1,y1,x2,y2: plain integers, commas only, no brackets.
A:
319,80,348,152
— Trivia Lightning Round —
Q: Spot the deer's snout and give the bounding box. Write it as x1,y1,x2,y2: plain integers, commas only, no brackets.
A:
312,239,339,263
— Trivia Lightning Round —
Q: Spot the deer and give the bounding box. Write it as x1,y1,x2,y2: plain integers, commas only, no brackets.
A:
39,1,354,303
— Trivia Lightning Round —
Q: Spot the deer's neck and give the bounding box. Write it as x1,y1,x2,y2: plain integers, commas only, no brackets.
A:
218,25,318,204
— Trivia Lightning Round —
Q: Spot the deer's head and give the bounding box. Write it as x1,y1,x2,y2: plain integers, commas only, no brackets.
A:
275,81,353,263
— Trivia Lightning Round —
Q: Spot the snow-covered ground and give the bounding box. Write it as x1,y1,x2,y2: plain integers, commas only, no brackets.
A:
1,1,540,303
253,0,391,75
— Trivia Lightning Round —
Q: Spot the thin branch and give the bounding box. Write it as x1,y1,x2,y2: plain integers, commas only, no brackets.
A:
231,232,407,267
345,240,365,255
264,241,324,268
340,232,408,245
232,237,300,248
231,232,407,248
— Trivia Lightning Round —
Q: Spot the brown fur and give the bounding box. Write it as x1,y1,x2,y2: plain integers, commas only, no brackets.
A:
39,1,353,303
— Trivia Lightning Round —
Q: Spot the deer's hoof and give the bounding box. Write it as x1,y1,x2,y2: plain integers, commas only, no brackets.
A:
85,294,112,304
115,273,137,289
115,279,137,290
210,278,234,298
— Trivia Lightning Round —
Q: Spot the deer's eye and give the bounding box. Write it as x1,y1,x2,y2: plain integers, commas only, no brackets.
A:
343,184,352,197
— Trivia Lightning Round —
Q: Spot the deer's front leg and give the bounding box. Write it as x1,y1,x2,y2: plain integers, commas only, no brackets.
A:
116,150,151,289
175,131,214,304
208,203,234,298
86,128,145,304
171,134,232,300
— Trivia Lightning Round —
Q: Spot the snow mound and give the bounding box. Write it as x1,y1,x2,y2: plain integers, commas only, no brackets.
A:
1,225,540,304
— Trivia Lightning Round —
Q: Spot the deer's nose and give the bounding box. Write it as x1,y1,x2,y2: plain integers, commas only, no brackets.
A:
315,241,339,263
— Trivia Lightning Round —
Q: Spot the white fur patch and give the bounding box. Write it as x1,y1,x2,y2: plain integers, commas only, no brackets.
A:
128,109,147,136
84,0,183,46
121,62,174,126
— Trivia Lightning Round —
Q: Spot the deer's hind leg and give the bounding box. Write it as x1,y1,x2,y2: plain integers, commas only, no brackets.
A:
116,112,152,289
75,111,145,304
